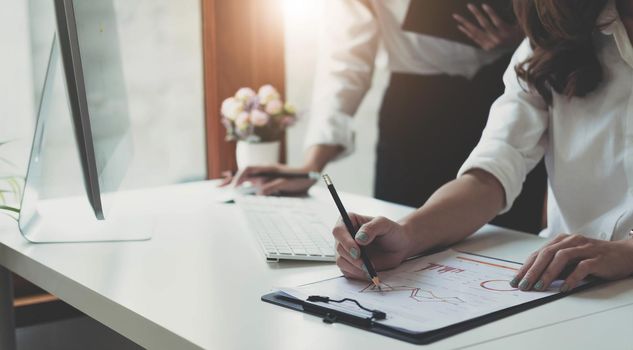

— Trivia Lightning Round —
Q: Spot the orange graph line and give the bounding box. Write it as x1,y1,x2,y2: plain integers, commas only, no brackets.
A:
456,256,519,271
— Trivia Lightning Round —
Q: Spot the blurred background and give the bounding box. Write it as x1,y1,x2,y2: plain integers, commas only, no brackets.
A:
1,0,389,196
0,0,389,348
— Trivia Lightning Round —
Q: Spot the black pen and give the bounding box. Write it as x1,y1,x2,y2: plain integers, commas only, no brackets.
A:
323,174,381,287
250,171,321,180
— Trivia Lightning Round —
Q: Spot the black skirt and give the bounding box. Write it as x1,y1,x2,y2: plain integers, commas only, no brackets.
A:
374,56,547,234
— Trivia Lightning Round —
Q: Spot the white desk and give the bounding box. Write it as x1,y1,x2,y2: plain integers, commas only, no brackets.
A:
0,181,631,349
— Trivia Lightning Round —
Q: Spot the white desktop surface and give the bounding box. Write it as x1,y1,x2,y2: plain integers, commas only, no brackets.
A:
0,181,631,349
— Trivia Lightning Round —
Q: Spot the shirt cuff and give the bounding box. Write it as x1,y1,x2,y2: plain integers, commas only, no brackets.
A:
303,111,355,160
457,139,528,214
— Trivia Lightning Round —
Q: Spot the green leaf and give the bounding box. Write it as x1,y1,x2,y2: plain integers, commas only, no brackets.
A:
7,177,22,198
0,205,19,214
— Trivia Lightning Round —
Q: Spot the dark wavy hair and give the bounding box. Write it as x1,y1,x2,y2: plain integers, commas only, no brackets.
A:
513,0,610,105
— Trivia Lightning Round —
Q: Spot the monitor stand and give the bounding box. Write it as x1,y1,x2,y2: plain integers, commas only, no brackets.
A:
18,35,152,243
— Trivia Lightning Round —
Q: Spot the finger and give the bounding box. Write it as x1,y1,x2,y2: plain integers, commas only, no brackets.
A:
234,166,278,187
336,255,367,281
467,4,494,32
370,252,407,272
349,212,375,229
511,251,538,287
457,25,492,50
512,234,569,287
453,13,482,32
218,171,234,187
336,242,363,269
356,216,395,246
332,218,361,255
258,178,286,196
561,258,599,292
482,3,505,29
519,234,587,291
453,15,490,46
535,244,595,291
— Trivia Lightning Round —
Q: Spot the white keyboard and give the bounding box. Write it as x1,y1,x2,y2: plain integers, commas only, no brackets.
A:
235,195,337,262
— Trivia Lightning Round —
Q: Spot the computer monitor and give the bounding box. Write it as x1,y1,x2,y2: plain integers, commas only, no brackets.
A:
18,0,153,243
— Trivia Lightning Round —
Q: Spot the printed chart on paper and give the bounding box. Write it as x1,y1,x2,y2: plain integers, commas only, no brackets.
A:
282,249,564,332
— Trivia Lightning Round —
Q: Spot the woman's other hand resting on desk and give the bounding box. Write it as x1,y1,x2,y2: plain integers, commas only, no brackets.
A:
511,234,633,293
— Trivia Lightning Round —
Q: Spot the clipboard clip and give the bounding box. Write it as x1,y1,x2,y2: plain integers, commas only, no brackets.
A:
307,295,387,325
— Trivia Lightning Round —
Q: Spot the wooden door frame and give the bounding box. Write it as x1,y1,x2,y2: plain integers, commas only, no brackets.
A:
201,0,286,179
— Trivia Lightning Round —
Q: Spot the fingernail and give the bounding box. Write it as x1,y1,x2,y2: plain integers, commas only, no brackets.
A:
534,280,544,291
519,278,530,291
509,276,520,288
560,283,570,293
349,247,359,260
356,231,369,243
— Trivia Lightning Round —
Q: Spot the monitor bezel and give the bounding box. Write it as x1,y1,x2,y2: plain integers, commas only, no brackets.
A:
53,0,104,219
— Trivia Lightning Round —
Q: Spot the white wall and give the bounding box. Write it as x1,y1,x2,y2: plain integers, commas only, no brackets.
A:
0,0,35,178
284,0,389,197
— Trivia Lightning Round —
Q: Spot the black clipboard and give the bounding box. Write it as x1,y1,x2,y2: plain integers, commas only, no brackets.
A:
402,0,516,47
262,267,601,345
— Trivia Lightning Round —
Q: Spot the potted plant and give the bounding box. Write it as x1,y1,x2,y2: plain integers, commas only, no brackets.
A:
221,84,296,169
0,141,23,220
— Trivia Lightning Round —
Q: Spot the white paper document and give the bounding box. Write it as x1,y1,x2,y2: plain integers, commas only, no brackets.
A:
281,249,567,333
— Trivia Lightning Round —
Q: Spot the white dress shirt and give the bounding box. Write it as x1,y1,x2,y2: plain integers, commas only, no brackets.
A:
458,0,633,241
305,0,507,158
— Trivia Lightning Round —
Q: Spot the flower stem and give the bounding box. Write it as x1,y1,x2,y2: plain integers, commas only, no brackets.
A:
0,205,19,214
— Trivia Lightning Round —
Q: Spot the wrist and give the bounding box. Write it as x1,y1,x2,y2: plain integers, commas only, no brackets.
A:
621,236,633,252
301,160,324,173
399,218,431,258
302,144,343,173
618,238,633,276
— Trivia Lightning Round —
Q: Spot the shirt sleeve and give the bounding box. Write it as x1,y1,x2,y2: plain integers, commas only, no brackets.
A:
304,0,380,159
457,39,550,214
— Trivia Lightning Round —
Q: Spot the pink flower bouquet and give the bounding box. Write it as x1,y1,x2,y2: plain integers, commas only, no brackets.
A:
221,85,297,143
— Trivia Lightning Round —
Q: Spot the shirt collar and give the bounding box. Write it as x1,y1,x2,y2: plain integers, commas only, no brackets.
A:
599,0,633,67
599,0,619,35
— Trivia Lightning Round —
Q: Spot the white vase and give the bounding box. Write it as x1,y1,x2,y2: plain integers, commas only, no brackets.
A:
235,141,280,169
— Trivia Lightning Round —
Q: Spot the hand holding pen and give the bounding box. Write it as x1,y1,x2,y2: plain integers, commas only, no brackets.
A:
325,175,414,285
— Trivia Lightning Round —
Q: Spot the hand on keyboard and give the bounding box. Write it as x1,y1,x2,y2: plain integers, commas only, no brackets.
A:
234,165,317,196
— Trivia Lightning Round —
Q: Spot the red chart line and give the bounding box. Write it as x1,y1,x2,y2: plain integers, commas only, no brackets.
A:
480,280,519,292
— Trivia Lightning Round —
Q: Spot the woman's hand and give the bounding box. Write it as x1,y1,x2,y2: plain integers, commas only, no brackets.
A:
512,234,633,292
332,213,413,281
232,164,317,195
453,3,523,51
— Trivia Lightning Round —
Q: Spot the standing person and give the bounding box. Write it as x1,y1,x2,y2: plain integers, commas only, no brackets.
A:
236,0,547,234
332,0,633,292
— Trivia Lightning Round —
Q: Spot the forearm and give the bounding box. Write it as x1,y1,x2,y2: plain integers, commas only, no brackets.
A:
400,169,505,257
302,144,344,172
